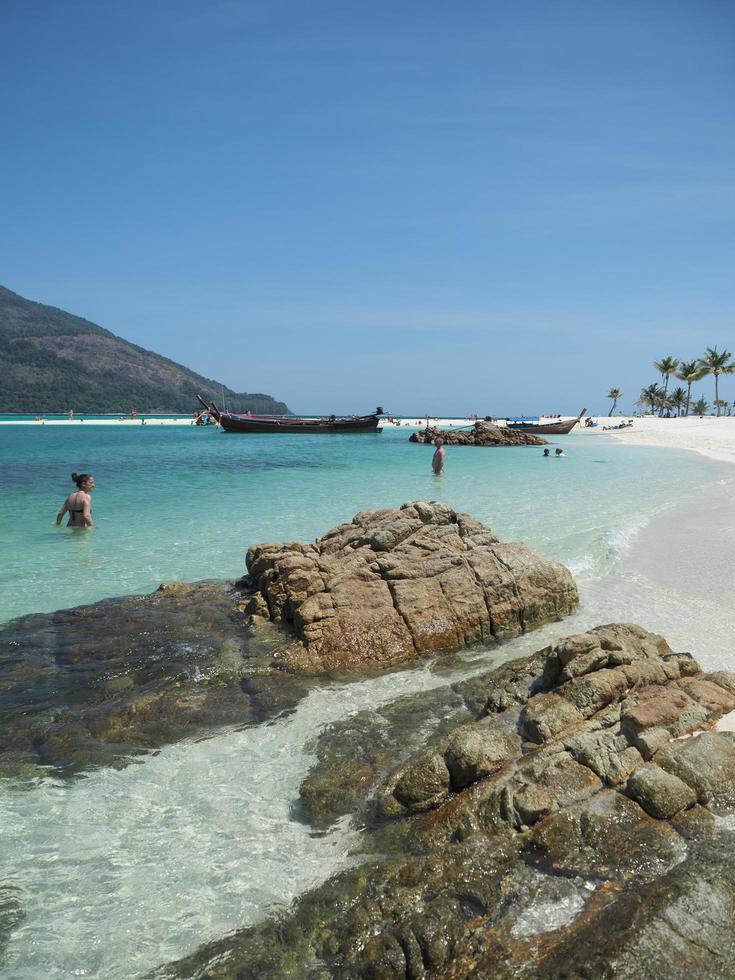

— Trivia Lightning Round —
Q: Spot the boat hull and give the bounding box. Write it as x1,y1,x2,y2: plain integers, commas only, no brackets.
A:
196,396,383,433
505,419,580,435
217,414,383,434
504,408,586,436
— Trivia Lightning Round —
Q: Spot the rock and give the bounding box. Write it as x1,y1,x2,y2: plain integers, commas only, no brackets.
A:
527,833,735,979
626,763,698,819
158,626,735,980
525,790,685,882
0,581,310,780
390,750,451,813
444,720,521,789
0,884,24,959
409,424,548,446
655,732,735,812
245,502,578,673
298,686,473,830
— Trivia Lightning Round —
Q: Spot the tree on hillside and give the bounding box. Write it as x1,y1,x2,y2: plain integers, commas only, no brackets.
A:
669,387,687,417
676,360,704,416
654,356,679,408
692,396,709,417
607,388,622,416
697,347,735,417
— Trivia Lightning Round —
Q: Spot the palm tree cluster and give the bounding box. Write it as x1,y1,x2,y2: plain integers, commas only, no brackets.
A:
608,347,735,417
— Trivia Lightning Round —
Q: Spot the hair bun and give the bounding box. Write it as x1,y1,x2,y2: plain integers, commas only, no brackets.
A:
71,472,78,481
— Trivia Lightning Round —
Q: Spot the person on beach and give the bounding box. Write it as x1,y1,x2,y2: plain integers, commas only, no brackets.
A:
56,473,95,527
432,438,445,475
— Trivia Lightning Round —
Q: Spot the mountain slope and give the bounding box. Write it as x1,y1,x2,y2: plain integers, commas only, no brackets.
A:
0,285,290,414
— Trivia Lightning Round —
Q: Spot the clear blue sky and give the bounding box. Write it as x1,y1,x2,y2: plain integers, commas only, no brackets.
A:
2,0,733,414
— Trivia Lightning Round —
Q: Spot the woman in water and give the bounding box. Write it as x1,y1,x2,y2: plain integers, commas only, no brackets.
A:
56,472,95,527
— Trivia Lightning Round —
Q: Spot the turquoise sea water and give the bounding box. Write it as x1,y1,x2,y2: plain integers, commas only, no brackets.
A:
1,422,733,979
0,424,724,625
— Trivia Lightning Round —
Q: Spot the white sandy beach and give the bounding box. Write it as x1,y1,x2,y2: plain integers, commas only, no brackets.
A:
579,414,735,465
585,413,735,671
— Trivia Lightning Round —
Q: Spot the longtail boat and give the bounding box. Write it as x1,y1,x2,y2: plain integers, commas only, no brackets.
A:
503,408,586,436
197,397,383,434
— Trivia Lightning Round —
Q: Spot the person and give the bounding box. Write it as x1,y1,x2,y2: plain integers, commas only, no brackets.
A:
432,437,445,474
56,472,95,527
543,448,550,457
555,447,565,457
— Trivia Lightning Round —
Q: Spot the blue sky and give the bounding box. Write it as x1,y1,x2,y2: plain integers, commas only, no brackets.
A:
1,0,734,414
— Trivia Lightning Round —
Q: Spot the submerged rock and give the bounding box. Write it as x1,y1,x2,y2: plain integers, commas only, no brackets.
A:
0,580,309,779
159,623,735,979
410,423,548,446
244,502,578,673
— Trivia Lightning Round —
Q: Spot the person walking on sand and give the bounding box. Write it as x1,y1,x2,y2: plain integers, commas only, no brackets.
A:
56,472,95,527
432,438,445,475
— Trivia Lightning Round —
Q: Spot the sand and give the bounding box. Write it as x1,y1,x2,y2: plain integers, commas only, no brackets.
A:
578,414,735,465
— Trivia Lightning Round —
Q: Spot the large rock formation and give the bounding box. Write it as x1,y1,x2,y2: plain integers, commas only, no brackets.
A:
243,502,578,673
0,504,577,780
410,422,547,446
161,624,735,980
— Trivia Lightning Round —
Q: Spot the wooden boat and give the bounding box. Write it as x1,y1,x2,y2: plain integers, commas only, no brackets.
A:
198,397,383,434
503,409,586,436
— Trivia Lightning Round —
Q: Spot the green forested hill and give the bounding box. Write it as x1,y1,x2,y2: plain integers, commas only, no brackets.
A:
0,285,291,414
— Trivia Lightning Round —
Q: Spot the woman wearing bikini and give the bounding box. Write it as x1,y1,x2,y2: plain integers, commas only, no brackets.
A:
56,472,95,527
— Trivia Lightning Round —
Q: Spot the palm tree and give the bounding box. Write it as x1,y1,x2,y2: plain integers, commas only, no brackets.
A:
654,356,679,405
638,383,664,415
692,396,709,417
697,347,735,416
658,393,676,417
607,388,622,416
676,360,703,416
669,387,687,417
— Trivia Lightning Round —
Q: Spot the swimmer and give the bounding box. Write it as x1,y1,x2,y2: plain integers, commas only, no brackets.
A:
432,438,445,475
56,472,95,527
543,448,550,457
555,448,565,457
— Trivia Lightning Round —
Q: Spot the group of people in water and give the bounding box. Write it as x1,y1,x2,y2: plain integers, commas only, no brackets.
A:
59,437,567,523
430,437,566,475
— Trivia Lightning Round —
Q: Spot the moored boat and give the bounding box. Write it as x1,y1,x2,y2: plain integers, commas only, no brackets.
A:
503,408,586,435
198,397,383,434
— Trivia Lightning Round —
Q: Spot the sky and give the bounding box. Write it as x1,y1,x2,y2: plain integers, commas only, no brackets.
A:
1,0,734,415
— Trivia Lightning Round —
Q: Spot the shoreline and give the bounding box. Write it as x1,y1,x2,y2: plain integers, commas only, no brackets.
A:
578,415,735,466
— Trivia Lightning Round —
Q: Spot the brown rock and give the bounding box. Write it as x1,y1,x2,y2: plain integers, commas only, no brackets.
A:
626,763,698,819
245,503,578,674
409,424,548,446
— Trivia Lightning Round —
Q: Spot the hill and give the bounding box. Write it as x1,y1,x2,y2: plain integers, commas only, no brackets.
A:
0,285,291,414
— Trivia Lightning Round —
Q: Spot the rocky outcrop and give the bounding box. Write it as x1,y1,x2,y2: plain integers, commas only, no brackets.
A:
0,505,578,781
243,502,578,673
410,423,547,446
162,624,735,980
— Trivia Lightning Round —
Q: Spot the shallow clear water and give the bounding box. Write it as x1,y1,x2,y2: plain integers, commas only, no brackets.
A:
0,425,725,624
1,424,733,977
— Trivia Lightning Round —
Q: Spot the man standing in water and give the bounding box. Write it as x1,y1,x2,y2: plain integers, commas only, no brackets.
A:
432,437,445,475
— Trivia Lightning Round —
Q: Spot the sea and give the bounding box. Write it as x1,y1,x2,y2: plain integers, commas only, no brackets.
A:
1,420,733,978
